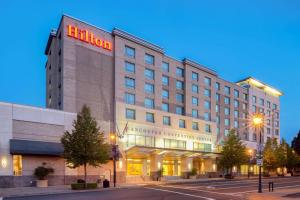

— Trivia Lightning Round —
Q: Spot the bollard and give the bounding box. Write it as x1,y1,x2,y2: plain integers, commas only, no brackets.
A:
268,181,274,192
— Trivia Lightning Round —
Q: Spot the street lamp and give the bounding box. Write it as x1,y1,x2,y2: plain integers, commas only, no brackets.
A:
110,133,117,187
248,149,253,179
252,113,264,193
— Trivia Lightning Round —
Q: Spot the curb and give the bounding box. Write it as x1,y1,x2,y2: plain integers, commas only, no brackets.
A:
3,185,141,199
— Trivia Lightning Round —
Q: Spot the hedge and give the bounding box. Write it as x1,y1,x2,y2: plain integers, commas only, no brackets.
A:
71,183,98,190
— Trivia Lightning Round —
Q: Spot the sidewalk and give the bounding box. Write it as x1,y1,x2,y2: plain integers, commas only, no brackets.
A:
0,184,140,198
245,188,300,200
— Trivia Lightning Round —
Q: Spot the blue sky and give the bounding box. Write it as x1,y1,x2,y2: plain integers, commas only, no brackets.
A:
0,0,299,143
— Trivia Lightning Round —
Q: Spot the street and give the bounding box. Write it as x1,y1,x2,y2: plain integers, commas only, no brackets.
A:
4,176,300,200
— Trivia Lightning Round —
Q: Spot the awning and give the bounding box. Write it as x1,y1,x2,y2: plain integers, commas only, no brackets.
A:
10,139,63,156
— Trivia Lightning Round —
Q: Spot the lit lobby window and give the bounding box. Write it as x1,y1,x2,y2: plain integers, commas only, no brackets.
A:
13,155,22,176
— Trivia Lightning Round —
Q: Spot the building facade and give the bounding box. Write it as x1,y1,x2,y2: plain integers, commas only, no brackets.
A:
0,15,282,187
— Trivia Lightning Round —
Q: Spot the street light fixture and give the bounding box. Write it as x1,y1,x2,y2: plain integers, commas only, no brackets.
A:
110,133,117,188
252,113,264,193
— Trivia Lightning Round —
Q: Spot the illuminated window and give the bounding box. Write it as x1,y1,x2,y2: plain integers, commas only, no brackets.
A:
13,155,22,176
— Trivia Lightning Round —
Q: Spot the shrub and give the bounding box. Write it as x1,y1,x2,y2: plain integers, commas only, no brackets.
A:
71,183,98,190
34,163,54,180
263,172,270,177
190,168,197,176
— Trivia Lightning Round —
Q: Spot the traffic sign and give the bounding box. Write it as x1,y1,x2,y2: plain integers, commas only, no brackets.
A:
257,159,263,166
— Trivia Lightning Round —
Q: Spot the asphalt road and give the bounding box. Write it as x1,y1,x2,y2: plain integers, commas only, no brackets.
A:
5,176,300,200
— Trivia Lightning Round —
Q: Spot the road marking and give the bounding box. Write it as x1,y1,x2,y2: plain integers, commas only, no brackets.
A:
159,185,237,196
230,184,300,195
144,187,215,200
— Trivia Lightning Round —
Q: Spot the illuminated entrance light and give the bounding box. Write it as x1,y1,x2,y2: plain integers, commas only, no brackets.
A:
1,156,7,168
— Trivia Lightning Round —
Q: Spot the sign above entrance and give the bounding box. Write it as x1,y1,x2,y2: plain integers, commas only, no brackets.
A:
67,25,112,51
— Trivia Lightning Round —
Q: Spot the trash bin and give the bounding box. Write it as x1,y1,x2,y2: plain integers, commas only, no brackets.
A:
103,179,110,188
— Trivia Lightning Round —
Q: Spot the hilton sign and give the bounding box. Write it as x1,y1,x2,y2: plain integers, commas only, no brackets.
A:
67,25,112,51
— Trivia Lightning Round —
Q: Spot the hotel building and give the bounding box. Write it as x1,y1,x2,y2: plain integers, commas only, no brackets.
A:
0,15,282,187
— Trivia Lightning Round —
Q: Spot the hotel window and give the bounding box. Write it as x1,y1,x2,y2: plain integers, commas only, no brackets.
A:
242,112,247,119
266,119,271,125
275,121,279,127
176,106,184,115
179,119,186,128
176,93,184,103
225,119,230,126
267,128,271,134
162,89,169,99
252,105,256,113
125,46,135,58
192,84,198,93
243,93,248,101
145,68,154,80
216,116,220,124
145,53,154,65
192,72,198,81
215,82,220,90
252,96,257,104
192,122,199,130
242,103,247,110
225,129,229,136
162,62,169,72
204,89,211,97
13,155,22,176
145,98,154,109
215,93,220,102
176,80,184,90
163,116,171,125
164,139,186,150
224,107,230,115
224,86,230,95
273,103,277,110
204,112,211,121
125,61,135,73
126,108,136,120
275,112,279,119
204,100,211,110
275,129,279,135
234,120,239,128
204,77,211,86
234,89,239,98
216,105,220,113
192,109,198,118
267,110,271,117
253,133,257,141
145,83,154,94
234,100,239,108
194,143,212,152
234,110,239,118
267,101,271,108
125,77,135,89
146,112,155,123
192,97,198,106
162,75,169,86
162,103,169,112
259,98,264,106
224,97,230,105
125,93,135,105
127,134,154,147
205,124,211,133
259,108,264,113
176,67,184,77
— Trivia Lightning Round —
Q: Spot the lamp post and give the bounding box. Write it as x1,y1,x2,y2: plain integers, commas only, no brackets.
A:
252,113,264,193
110,134,117,187
248,149,253,179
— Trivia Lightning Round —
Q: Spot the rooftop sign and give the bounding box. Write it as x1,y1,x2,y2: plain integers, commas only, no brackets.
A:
67,25,112,51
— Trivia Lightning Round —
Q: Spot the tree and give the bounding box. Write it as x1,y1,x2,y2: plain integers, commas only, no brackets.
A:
286,144,299,174
218,129,248,175
292,130,300,155
275,139,288,175
263,138,278,174
61,105,110,185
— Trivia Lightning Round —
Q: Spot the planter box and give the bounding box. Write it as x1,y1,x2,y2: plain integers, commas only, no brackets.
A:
36,180,48,188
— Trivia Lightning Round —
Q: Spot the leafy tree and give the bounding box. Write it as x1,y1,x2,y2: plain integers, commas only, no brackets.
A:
275,139,288,175
286,144,299,173
263,138,278,174
61,105,110,185
292,130,300,155
218,129,247,175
